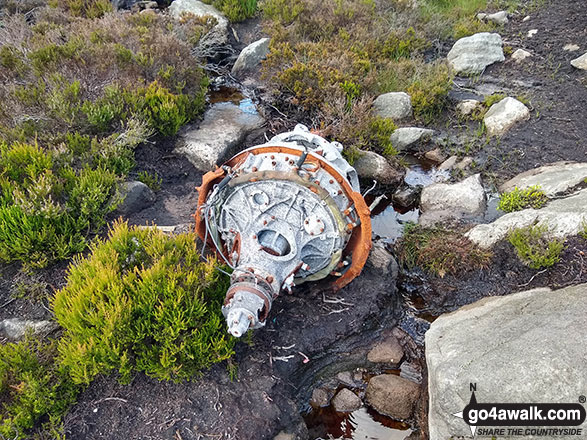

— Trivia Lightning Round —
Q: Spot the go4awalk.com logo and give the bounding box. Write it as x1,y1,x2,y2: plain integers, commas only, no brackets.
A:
452,384,587,437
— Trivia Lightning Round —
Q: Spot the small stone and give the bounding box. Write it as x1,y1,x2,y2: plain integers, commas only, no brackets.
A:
522,15,530,22
563,44,580,52
511,48,531,63
390,127,434,151
486,11,508,25
368,242,399,280
393,186,420,208
484,97,530,136
353,150,405,186
367,337,404,364
231,38,271,75
456,157,473,170
0,318,59,341
336,371,355,387
273,433,295,440
115,181,156,215
438,155,458,171
332,388,362,412
424,147,447,163
456,99,481,116
571,52,587,70
527,29,538,37
310,388,330,408
476,12,487,20
372,92,412,120
366,374,420,420
447,32,505,75
400,362,423,384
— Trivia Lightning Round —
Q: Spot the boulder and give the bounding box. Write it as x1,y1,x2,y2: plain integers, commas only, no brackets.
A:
0,318,59,341
168,0,229,57
466,188,587,248
116,181,156,215
232,38,271,75
486,10,508,25
331,388,362,412
366,374,420,420
499,162,587,197
484,97,530,136
426,284,587,440
420,174,486,218
447,32,505,75
353,150,405,186
390,127,434,151
372,92,412,120
571,52,587,70
456,99,481,116
511,48,531,63
367,337,404,364
174,102,264,171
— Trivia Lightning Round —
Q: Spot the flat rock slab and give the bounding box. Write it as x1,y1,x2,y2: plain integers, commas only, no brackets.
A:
426,283,587,440
447,32,505,75
466,188,587,248
500,162,587,197
390,127,434,151
484,97,530,136
372,92,412,120
0,318,59,340
174,102,264,171
420,174,486,218
571,52,587,70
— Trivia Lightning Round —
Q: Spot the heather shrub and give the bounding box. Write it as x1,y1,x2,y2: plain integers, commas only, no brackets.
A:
52,221,235,384
0,335,79,439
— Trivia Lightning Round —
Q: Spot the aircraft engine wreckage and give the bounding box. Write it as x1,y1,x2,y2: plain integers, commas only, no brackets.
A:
195,124,372,337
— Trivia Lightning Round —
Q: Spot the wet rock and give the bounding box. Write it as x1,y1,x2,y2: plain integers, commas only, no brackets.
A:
368,242,399,279
174,102,264,171
367,337,404,364
232,38,270,75
563,43,580,52
332,388,362,412
336,371,356,387
424,147,446,163
115,181,156,215
168,0,229,57
310,387,330,408
400,362,422,384
466,188,587,248
366,374,420,420
571,52,587,70
426,284,587,440
486,10,508,25
390,127,434,151
372,92,412,120
0,318,59,341
353,150,405,186
511,48,531,63
499,162,587,197
456,99,481,116
447,32,505,75
483,97,530,136
420,174,486,222
393,186,420,208
438,155,458,171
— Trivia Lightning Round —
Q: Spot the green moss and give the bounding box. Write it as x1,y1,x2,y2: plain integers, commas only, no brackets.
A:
52,221,235,384
407,62,453,123
508,224,564,269
498,186,548,212
0,335,79,439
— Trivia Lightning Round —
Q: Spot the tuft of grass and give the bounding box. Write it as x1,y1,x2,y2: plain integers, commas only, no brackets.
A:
579,220,587,240
0,334,79,439
52,220,235,385
483,93,507,109
137,170,162,191
396,223,493,277
507,224,564,269
498,186,548,212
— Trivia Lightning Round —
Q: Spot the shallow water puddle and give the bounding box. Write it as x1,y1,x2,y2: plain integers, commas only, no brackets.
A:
305,406,412,440
371,205,419,243
208,85,259,115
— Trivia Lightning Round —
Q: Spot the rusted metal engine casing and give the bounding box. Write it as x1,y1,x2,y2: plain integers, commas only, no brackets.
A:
195,125,371,337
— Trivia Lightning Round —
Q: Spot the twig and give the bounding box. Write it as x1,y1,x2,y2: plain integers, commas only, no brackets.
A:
324,307,350,315
518,269,548,287
272,355,295,362
0,298,15,309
